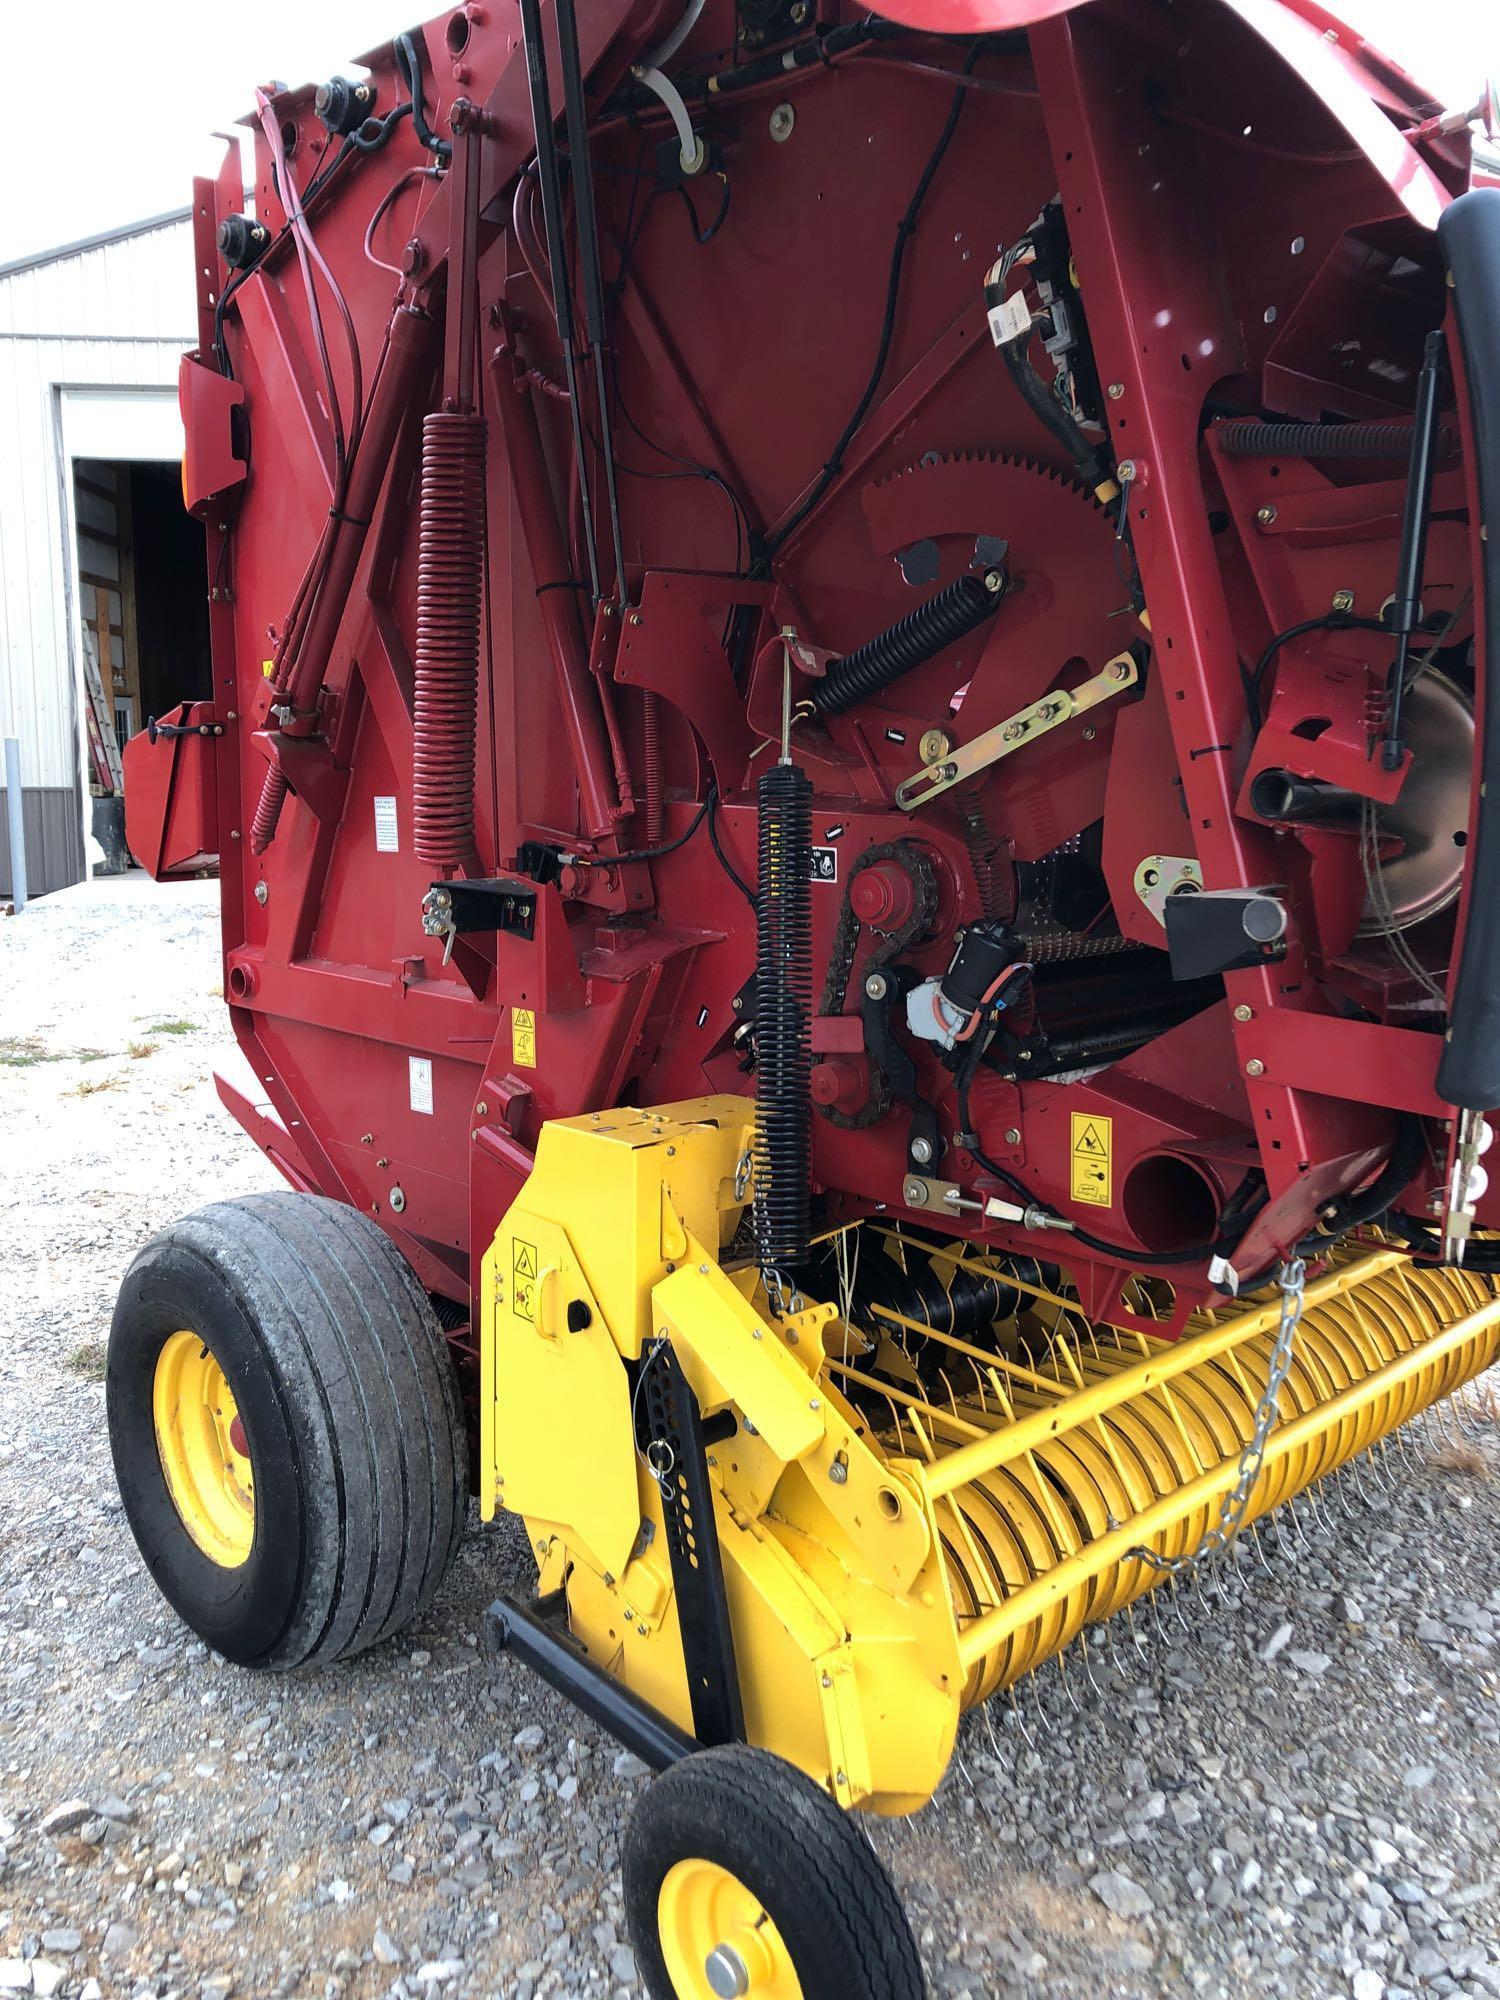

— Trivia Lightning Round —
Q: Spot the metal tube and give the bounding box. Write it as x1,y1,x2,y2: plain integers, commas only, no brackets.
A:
493,358,622,839
951,1288,1500,1667
3,738,26,913
920,1248,1410,1500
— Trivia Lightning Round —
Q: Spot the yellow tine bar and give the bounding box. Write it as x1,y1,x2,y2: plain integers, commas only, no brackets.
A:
923,1248,1410,1500
950,1288,1500,1669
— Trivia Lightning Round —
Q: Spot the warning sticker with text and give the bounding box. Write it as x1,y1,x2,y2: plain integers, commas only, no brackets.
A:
512,1238,538,1322
512,1007,536,1068
1070,1112,1112,1207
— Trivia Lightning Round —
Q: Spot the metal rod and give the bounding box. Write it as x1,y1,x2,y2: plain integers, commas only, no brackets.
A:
515,0,602,608
922,1249,1412,1500
3,738,26,914
553,0,629,604
1380,327,1446,771
953,1292,1500,1669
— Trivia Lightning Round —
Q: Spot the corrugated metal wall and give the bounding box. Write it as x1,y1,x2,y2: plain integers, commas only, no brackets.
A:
0,215,195,896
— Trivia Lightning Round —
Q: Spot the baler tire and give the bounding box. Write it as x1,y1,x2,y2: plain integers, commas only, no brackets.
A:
107,1191,468,1669
622,1743,924,2000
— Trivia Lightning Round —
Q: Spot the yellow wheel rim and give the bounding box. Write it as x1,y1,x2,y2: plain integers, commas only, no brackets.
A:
153,1331,256,1568
657,1857,804,1999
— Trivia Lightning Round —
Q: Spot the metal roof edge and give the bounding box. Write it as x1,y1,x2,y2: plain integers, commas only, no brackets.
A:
0,207,195,284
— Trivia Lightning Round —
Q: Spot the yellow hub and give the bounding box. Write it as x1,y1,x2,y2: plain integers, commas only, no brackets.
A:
657,1858,803,1999
153,1331,255,1567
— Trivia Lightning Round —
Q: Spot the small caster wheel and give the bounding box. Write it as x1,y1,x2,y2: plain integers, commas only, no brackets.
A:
623,1744,924,1999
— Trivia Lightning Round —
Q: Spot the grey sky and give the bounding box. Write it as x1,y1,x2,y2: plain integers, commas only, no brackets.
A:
1,0,1495,267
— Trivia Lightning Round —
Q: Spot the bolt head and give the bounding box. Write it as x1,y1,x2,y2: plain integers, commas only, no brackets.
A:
910,1136,934,1165
828,1459,848,1485
863,972,888,1000
769,101,795,142
1004,1127,1022,1146
903,1177,927,1206
1233,1003,1253,1023
1245,1058,1266,1077
253,880,269,905
1117,459,1137,482
1107,381,1125,399
389,1186,406,1212
1256,504,1277,526
919,728,952,763
1331,588,1356,613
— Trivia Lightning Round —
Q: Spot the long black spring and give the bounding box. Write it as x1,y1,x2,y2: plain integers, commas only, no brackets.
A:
809,569,1004,717
753,762,813,1272
1220,419,1458,460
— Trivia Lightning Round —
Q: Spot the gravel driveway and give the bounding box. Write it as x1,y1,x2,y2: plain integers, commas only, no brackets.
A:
2,874,1498,2000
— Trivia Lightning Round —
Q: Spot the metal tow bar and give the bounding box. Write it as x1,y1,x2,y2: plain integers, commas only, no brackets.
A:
895,650,1140,811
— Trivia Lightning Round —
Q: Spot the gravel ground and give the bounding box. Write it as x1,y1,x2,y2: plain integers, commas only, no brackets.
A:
3,874,1500,2000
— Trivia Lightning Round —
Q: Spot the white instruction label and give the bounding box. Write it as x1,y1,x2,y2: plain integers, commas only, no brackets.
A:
987,292,1032,348
409,1055,433,1115
374,796,399,853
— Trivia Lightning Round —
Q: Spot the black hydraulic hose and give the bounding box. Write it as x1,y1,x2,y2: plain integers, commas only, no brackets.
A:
347,100,413,152
1219,419,1458,459
1434,187,1500,1111
810,569,1005,715
395,33,452,159
554,0,629,603
765,43,981,558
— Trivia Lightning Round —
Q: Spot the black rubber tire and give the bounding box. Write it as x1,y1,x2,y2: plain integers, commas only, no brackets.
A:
108,1191,468,1669
623,1744,925,2000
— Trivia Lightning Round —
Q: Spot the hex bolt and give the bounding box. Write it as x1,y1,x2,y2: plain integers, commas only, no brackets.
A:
254,880,269,906
475,1101,488,1117
1245,1058,1266,1077
828,1458,849,1486
910,1136,935,1166
389,1186,407,1212
1331,588,1356,613
1256,504,1278,526
1107,381,1125,399
903,1178,927,1206
983,568,1006,594
1233,1004,1254,1023
1004,1127,1022,1146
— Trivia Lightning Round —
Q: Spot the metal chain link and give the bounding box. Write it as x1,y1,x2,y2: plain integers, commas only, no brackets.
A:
1128,1256,1306,1576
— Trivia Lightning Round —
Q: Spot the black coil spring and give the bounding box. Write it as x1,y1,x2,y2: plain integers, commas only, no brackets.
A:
753,762,813,1271
1219,419,1457,460
810,570,1003,717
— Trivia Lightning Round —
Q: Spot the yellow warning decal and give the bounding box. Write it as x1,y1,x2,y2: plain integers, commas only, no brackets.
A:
1070,1112,1112,1207
513,1007,536,1068
512,1238,538,1322
262,658,275,678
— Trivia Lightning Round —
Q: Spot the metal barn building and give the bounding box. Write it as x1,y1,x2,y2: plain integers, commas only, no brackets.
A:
0,210,210,899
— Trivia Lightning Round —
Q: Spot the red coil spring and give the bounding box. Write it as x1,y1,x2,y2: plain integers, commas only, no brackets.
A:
640,692,664,846
414,410,487,869
249,765,289,856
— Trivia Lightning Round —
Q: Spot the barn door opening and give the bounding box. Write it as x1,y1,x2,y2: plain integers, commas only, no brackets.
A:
72,457,210,873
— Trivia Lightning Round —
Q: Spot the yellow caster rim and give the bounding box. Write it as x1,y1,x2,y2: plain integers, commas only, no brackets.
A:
657,1857,804,1999
152,1331,256,1568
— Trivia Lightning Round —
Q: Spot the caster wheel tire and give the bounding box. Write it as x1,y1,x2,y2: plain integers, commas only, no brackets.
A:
623,1744,924,2000
108,1191,468,1668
